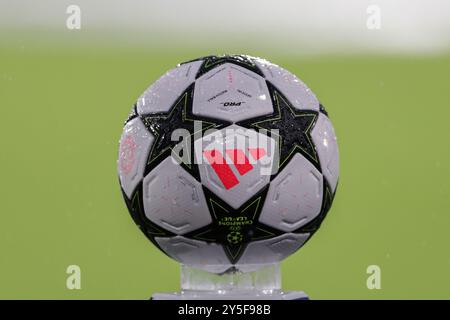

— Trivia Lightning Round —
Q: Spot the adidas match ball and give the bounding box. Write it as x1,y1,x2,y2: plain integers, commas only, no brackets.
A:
118,55,339,273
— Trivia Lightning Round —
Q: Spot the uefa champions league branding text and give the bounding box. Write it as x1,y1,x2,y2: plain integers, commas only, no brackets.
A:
170,120,280,180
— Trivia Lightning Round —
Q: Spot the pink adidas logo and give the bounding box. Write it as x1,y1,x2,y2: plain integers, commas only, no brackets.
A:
203,148,267,190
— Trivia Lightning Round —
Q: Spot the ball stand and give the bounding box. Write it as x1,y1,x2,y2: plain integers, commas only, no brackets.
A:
152,263,308,300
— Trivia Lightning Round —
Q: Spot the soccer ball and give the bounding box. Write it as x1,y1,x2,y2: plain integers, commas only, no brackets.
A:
118,55,339,273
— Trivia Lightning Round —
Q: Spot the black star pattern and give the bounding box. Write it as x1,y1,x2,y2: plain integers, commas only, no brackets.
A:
140,84,230,178
195,54,264,79
124,103,138,125
237,81,320,174
183,186,285,264
319,103,329,117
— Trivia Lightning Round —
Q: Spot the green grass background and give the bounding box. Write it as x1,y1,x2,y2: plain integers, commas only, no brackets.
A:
1,34,450,299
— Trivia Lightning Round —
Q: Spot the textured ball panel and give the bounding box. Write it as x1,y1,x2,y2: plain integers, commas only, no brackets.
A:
253,57,320,112
137,60,203,115
259,153,323,232
238,233,310,265
155,236,230,273
118,117,154,199
195,124,276,209
143,156,212,235
193,63,273,122
311,113,340,192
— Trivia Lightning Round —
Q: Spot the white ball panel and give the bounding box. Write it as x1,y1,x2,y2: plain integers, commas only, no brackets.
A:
259,153,323,232
311,113,339,192
238,233,310,265
193,63,273,122
118,118,154,199
143,157,212,234
253,58,319,111
196,124,276,209
155,236,230,273
137,60,203,115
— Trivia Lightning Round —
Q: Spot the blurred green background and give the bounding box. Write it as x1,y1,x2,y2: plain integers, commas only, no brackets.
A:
1,0,450,299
